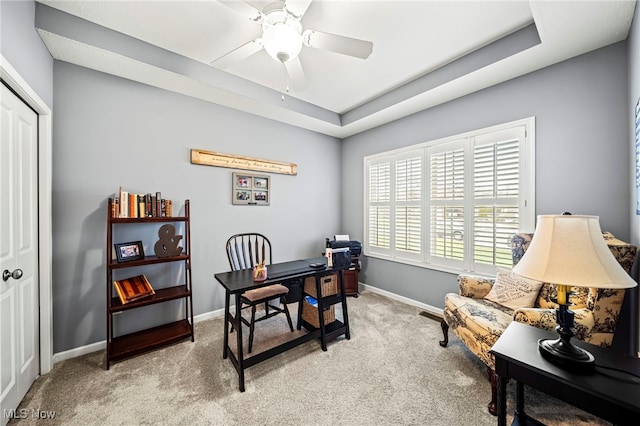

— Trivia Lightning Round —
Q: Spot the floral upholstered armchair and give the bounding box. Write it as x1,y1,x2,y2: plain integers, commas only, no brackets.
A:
511,232,636,345
439,232,636,415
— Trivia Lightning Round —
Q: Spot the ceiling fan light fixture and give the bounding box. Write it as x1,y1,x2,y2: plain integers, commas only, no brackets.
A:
262,21,302,63
215,0,373,91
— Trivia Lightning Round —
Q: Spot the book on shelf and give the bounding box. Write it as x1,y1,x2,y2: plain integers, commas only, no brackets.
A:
163,199,172,217
145,193,152,217
118,187,128,218
112,187,173,218
138,195,146,218
113,274,155,304
129,193,137,218
111,198,119,219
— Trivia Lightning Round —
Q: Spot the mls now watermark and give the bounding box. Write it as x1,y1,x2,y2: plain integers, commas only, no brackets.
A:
4,408,56,420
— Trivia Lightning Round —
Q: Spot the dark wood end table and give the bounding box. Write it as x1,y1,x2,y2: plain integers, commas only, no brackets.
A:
490,321,640,426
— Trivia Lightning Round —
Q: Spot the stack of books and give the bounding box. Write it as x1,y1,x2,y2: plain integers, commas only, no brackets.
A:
112,187,172,218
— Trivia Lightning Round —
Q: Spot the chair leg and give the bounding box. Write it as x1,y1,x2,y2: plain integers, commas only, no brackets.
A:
281,296,294,332
248,305,257,354
439,319,449,347
487,367,498,416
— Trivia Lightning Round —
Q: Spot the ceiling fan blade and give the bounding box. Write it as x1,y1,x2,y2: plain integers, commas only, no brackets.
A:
284,0,313,19
211,40,263,69
303,29,373,59
219,0,264,23
284,57,307,91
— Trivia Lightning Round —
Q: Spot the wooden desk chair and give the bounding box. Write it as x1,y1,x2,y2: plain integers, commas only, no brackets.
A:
226,233,294,353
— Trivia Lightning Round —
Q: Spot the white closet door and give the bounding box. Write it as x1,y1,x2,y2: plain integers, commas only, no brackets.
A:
1,83,39,425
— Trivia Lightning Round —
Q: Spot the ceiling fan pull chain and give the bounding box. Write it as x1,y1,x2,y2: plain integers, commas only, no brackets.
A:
281,62,292,101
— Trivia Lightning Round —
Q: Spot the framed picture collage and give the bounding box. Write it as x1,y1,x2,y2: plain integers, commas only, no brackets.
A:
232,172,270,205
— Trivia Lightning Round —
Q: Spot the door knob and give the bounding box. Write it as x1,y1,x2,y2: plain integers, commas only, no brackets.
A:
2,268,23,281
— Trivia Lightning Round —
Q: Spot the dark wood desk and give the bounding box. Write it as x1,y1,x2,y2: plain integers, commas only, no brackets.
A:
214,257,351,391
490,322,640,426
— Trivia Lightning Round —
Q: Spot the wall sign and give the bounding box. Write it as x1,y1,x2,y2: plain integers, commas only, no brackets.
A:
191,149,297,175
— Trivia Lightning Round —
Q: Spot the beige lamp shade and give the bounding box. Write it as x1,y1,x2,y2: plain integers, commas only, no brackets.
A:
512,215,637,289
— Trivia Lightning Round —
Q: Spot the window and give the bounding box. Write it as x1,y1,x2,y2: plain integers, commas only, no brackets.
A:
364,118,535,275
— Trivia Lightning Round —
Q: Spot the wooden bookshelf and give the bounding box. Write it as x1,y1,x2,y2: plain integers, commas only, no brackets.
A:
105,198,194,369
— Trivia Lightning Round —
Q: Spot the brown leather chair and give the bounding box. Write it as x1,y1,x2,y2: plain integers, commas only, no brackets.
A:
226,233,293,353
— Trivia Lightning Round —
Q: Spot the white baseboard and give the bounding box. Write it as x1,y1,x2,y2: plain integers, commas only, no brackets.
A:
52,341,106,365
52,287,440,365
51,308,226,365
193,307,225,323
359,283,443,318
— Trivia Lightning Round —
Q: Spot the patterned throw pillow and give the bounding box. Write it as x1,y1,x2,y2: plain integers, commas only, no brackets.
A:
484,268,544,310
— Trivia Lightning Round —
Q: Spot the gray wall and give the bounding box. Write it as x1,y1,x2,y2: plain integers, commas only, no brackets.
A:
0,0,53,108
51,62,342,352
342,42,631,309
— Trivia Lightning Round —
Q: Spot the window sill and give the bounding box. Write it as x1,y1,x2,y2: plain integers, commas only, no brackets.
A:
363,251,495,279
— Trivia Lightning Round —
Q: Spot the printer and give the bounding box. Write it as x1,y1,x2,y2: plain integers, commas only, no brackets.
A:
325,238,362,257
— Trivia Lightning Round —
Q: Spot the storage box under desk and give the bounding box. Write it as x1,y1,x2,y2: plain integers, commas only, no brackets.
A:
302,300,335,328
304,273,338,298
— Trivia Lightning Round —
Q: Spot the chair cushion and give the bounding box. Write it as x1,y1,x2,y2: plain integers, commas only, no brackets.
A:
484,268,543,309
443,293,514,369
242,284,289,302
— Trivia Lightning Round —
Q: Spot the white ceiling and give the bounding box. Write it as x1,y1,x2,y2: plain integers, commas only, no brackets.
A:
35,0,637,138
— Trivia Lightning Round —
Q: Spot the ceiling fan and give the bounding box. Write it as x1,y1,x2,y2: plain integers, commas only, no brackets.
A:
212,0,373,91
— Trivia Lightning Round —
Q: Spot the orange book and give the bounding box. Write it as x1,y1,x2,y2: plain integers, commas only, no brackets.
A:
129,193,136,218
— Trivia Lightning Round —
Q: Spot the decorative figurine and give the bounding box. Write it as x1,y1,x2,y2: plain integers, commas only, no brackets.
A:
253,261,268,282
153,224,183,257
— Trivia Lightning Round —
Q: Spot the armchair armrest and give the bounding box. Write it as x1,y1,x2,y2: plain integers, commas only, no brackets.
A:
514,307,595,341
513,308,557,332
457,274,494,299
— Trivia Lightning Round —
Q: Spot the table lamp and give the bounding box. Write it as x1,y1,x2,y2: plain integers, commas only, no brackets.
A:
512,214,637,372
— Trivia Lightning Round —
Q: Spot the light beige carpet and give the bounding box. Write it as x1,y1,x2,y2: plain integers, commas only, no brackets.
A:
11,291,608,425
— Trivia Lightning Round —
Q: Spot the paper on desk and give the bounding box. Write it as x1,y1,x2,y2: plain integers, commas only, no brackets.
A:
334,234,350,241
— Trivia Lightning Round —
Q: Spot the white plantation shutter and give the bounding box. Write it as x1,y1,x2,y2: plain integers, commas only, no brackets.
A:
395,155,422,260
364,118,534,274
473,127,525,272
365,151,422,261
428,142,465,267
367,161,391,253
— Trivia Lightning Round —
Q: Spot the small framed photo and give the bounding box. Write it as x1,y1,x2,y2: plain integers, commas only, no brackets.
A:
236,175,250,188
115,241,145,262
254,177,268,188
232,172,270,205
253,191,268,203
236,190,252,202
